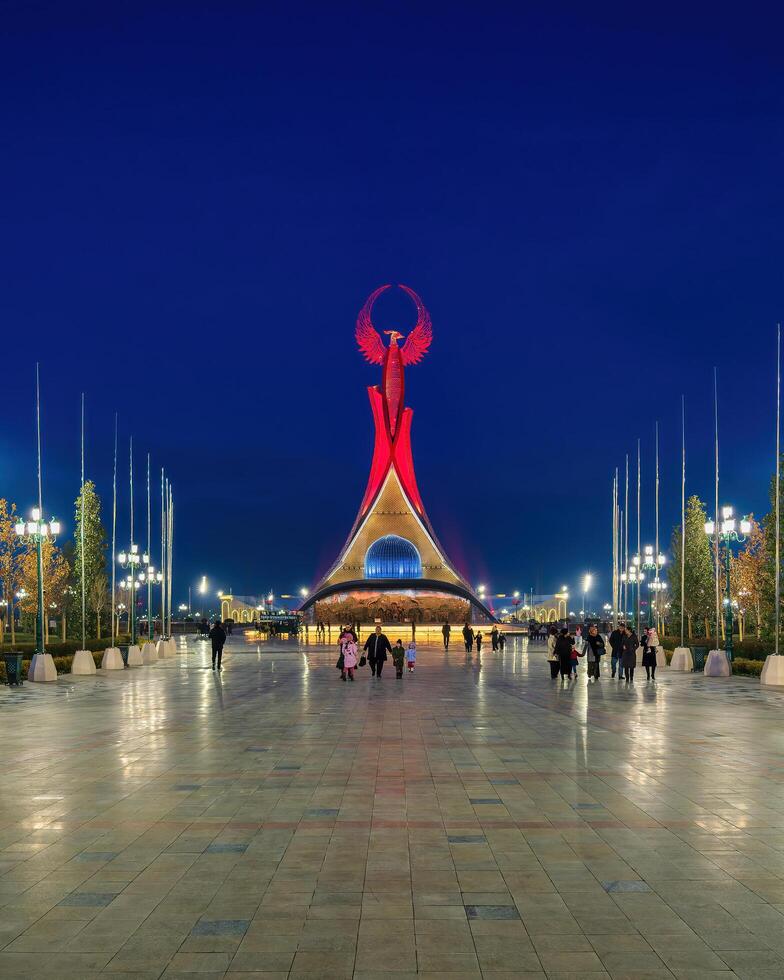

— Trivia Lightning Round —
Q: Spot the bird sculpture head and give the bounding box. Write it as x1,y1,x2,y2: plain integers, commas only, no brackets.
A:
355,285,433,366
383,330,405,345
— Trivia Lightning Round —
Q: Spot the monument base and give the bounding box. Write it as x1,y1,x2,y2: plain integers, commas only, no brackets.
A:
141,642,158,664
655,646,667,667
28,653,58,682
156,638,171,658
704,649,731,677
102,646,124,670
71,649,96,675
126,644,143,666
761,655,784,687
670,646,693,671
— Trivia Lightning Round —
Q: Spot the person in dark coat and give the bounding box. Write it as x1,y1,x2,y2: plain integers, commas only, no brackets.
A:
585,624,606,681
392,639,406,678
621,626,638,682
363,625,391,678
462,623,474,652
491,626,499,651
554,628,574,681
475,630,483,653
209,619,227,670
442,622,451,650
609,624,624,678
498,631,506,652
642,627,659,680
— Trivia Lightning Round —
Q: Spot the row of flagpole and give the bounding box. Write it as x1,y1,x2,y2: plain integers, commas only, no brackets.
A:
73,390,175,655
610,327,781,664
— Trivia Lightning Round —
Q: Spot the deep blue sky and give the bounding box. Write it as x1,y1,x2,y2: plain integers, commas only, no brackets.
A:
2,2,782,608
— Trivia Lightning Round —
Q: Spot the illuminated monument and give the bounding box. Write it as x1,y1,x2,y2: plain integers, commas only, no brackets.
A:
301,285,494,626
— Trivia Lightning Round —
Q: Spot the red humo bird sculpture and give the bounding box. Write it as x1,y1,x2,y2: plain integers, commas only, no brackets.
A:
354,284,433,521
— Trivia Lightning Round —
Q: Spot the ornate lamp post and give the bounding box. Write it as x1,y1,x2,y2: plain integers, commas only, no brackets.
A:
649,580,668,632
621,564,645,634
14,508,61,655
118,545,143,644
581,574,592,620
640,545,666,625
704,506,751,661
138,559,163,640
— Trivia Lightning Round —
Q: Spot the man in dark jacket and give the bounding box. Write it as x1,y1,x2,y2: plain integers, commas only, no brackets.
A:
363,625,391,678
609,623,625,678
462,623,474,652
585,624,606,681
554,628,574,681
442,622,451,650
209,619,227,670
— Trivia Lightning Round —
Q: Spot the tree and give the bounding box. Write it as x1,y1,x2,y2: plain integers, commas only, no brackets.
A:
19,537,71,644
730,517,769,638
763,455,784,641
71,480,107,641
89,572,109,639
668,495,715,639
0,499,23,644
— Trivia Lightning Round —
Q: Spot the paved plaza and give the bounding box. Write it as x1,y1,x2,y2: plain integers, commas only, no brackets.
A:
3,637,784,979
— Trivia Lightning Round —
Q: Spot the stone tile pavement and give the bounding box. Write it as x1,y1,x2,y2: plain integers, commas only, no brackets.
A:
2,635,784,978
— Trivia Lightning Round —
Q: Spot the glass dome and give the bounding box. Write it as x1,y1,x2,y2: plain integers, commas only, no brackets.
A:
364,535,422,579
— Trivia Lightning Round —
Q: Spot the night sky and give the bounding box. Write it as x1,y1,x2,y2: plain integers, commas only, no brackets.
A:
2,2,783,608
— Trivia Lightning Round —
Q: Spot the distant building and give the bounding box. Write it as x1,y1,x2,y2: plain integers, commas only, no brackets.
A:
219,594,259,623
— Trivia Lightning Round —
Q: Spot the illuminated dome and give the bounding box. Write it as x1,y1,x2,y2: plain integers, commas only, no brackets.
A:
364,535,422,579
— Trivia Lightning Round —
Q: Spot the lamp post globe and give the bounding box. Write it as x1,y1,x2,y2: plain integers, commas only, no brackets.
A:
704,506,751,661
14,508,62,655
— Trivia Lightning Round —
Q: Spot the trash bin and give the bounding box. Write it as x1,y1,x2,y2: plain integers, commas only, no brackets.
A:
3,652,24,686
692,646,707,672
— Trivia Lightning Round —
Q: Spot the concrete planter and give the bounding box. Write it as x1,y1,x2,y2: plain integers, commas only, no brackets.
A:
27,652,58,682
704,649,731,677
102,646,124,670
70,649,96,675
670,646,693,671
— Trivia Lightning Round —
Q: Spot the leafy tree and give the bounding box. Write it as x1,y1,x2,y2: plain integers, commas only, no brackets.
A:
89,572,109,638
19,537,71,644
0,499,23,644
730,517,769,638
71,480,107,641
763,455,784,641
668,495,715,638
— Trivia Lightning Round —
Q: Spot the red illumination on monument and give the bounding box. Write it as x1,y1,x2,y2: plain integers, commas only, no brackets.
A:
355,284,433,522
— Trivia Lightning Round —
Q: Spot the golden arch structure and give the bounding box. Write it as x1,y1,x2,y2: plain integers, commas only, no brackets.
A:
529,593,568,623
220,595,259,623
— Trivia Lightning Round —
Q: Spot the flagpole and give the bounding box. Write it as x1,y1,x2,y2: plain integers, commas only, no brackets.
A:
680,396,686,649
111,416,117,647
80,394,86,652
776,325,781,657
714,368,721,648
636,438,641,634
654,421,660,631
161,467,166,638
624,454,629,620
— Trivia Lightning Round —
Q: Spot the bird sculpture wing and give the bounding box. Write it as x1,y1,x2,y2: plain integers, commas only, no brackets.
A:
399,284,433,365
355,284,391,364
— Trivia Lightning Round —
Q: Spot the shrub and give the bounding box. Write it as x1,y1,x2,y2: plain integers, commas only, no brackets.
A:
732,658,764,678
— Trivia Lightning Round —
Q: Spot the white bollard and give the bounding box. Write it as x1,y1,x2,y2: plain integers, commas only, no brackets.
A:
655,645,667,667
704,649,731,677
156,638,171,658
141,642,158,664
166,637,178,657
126,644,143,666
670,646,694,671
71,649,96,675
27,652,58,682
102,646,124,670
761,655,784,686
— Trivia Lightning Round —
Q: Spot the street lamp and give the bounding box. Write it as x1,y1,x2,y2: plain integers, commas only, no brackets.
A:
704,506,751,661
118,544,143,644
649,580,668,632
138,559,163,640
640,545,666,625
581,574,592,620
14,508,61,654
621,566,645,634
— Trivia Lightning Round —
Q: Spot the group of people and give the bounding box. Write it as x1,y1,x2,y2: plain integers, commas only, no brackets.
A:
547,623,661,683
457,622,506,654
336,625,416,681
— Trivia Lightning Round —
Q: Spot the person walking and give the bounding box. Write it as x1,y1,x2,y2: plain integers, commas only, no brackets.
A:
491,625,499,651
406,640,416,672
341,635,358,681
621,625,638,683
554,627,573,681
392,639,405,679
442,622,451,650
209,619,227,671
462,623,474,652
642,627,659,680
364,625,391,678
585,624,606,681
475,630,483,654
546,626,560,679
609,622,624,678
498,631,506,652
